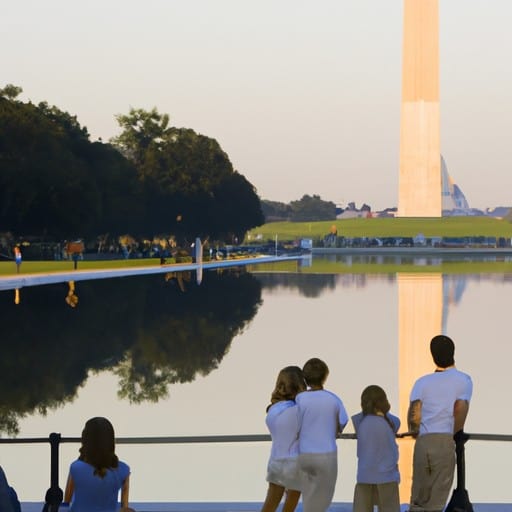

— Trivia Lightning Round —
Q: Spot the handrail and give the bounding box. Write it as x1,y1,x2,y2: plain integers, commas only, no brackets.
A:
1,431,509,444
1,431,508,512
463,433,512,441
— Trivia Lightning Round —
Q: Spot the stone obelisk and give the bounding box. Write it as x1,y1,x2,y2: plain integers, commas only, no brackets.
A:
398,0,441,217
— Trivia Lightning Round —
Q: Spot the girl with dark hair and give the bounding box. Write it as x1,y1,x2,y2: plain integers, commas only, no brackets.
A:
261,366,306,512
351,385,401,512
63,417,133,512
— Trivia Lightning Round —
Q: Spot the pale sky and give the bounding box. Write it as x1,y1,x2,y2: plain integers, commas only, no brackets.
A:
3,0,512,211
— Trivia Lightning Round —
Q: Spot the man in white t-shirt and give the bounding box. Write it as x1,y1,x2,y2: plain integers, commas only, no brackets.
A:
296,358,348,512
407,335,473,512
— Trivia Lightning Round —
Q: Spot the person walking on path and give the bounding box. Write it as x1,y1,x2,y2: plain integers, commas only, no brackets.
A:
261,366,306,512
296,357,348,512
13,246,21,273
352,385,400,512
407,335,473,512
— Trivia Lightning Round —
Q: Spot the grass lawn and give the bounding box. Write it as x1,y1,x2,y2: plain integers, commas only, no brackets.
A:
0,258,163,276
247,217,512,241
2,254,511,278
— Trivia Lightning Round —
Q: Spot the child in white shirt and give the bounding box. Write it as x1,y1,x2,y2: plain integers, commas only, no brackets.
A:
296,358,348,512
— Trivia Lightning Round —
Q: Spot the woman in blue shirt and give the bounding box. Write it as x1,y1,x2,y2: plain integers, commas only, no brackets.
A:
64,417,133,512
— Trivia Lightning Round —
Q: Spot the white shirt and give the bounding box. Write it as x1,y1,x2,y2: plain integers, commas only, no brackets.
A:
266,400,301,460
296,389,348,453
410,367,473,435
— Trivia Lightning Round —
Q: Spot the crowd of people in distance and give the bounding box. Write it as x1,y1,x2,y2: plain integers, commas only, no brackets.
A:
0,334,471,512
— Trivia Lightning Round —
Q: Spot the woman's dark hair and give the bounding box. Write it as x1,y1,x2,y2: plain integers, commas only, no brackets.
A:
302,358,329,387
79,417,119,477
267,366,306,411
361,385,395,432
361,385,390,415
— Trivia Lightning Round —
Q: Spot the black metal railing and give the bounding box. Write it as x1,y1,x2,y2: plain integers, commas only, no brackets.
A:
1,432,510,512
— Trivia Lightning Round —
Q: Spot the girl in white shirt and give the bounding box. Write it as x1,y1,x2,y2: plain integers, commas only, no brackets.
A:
262,366,306,512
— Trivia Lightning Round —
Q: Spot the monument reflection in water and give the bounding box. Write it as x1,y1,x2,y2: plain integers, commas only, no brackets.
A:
0,266,510,504
398,273,450,501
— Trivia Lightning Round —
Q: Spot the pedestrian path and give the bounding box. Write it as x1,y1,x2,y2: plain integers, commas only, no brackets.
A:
0,254,301,291
20,502,511,512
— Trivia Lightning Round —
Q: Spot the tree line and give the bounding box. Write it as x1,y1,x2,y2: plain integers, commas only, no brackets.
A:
262,195,337,222
0,85,264,243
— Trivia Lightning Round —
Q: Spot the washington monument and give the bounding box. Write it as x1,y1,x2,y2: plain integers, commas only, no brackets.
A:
398,0,441,217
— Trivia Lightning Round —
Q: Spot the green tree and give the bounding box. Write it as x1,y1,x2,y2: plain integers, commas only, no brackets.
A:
0,92,141,238
211,171,264,241
261,200,291,222
0,84,22,100
289,194,336,222
0,96,98,236
111,107,170,176
111,107,264,240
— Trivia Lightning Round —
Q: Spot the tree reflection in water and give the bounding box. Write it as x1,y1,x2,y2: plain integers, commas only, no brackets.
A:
255,273,337,298
0,270,262,435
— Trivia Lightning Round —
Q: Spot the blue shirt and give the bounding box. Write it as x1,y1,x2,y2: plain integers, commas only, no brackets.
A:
352,412,400,484
68,459,130,512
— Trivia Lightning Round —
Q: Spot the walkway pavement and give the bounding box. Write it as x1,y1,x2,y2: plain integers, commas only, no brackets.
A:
21,502,511,512
0,254,301,291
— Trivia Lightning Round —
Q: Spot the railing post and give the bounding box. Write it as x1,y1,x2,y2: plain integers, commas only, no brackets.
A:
42,432,63,512
445,431,473,512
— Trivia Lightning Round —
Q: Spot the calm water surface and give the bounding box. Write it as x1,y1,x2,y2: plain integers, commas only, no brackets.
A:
0,259,510,503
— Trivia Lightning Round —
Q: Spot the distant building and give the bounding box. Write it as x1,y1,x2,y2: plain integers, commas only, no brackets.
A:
486,206,511,218
441,155,470,214
336,202,372,219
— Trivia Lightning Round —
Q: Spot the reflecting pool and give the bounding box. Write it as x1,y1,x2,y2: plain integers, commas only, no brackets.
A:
0,260,510,504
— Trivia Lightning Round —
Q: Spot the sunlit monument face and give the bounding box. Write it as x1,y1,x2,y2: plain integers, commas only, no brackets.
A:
398,0,442,217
